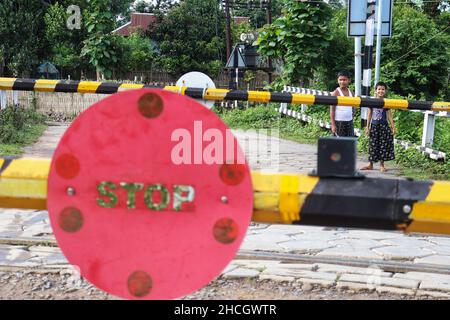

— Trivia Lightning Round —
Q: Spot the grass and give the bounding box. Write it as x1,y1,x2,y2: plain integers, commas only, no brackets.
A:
399,168,441,181
216,104,330,144
0,143,23,156
0,124,47,156
393,146,449,181
0,106,48,157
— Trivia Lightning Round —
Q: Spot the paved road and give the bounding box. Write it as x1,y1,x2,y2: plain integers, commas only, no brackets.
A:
1,123,449,299
23,125,400,177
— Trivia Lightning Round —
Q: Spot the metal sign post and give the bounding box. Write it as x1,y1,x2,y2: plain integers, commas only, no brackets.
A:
0,90,6,109
355,37,362,97
375,0,384,85
348,0,393,128
361,0,376,128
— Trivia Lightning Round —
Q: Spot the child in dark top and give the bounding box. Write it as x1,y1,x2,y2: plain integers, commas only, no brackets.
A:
361,82,396,172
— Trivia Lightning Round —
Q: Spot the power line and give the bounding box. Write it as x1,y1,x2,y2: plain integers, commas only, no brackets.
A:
381,24,450,69
221,0,270,10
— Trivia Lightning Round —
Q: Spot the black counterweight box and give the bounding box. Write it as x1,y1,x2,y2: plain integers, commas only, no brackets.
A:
317,137,359,178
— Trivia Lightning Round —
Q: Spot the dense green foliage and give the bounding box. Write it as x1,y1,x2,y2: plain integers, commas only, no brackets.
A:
119,33,158,72
256,0,332,87
232,0,284,29
0,0,133,78
148,0,226,77
133,0,177,15
255,3,450,99
0,0,47,76
0,0,447,177
316,8,354,91
381,5,450,100
44,2,85,74
80,0,124,79
1,0,448,93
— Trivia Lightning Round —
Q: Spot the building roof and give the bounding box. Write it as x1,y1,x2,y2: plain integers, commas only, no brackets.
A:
113,13,157,36
233,16,250,24
113,12,250,36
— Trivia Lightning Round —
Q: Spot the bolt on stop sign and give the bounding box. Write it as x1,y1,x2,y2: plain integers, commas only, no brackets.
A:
47,89,253,300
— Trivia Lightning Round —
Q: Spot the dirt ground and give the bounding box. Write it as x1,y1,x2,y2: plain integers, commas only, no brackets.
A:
0,270,439,300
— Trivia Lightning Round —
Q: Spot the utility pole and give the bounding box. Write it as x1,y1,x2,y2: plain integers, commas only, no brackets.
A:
225,0,232,60
362,0,376,128
374,0,383,85
267,0,273,84
354,37,362,96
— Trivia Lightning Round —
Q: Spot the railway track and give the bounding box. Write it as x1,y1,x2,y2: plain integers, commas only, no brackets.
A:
237,250,450,275
2,236,450,276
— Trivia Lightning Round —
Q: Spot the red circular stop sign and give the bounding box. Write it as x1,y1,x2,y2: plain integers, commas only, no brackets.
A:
47,89,253,300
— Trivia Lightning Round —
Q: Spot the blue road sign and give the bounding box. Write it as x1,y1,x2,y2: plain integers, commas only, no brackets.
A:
347,0,393,38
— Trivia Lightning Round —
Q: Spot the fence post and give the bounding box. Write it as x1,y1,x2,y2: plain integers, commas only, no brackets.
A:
421,111,436,147
301,88,308,113
280,85,288,115
13,91,19,107
0,90,6,109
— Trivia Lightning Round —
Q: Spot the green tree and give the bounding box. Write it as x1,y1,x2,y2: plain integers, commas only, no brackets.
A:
133,0,177,15
422,0,450,17
0,0,48,76
381,5,450,100
149,0,226,77
44,2,86,76
232,0,284,29
120,32,158,72
316,7,353,91
256,0,332,87
231,21,253,44
81,0,122,80
402,0,450,18
109,0,134,19
43,0,133,79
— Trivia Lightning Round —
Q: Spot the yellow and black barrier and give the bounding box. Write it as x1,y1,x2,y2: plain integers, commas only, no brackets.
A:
253,172,450,235
1,77,449,112
0,158,48,210
1,158,449,235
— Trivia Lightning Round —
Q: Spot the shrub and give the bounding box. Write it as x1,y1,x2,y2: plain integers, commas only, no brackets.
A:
0,106,46,144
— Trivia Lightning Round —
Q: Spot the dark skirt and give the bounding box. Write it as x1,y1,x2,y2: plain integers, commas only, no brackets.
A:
369,122,395,162
335,120,355,137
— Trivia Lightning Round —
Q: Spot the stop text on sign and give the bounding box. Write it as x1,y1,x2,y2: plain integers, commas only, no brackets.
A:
96,182,195,211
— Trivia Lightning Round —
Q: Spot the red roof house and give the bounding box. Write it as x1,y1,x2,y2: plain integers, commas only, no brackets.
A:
233,16,250,24
113,13,157,36
114,12,249,36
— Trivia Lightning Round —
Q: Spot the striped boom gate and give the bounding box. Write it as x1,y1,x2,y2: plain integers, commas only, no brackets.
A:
1,77,449,112
0,80,449,299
